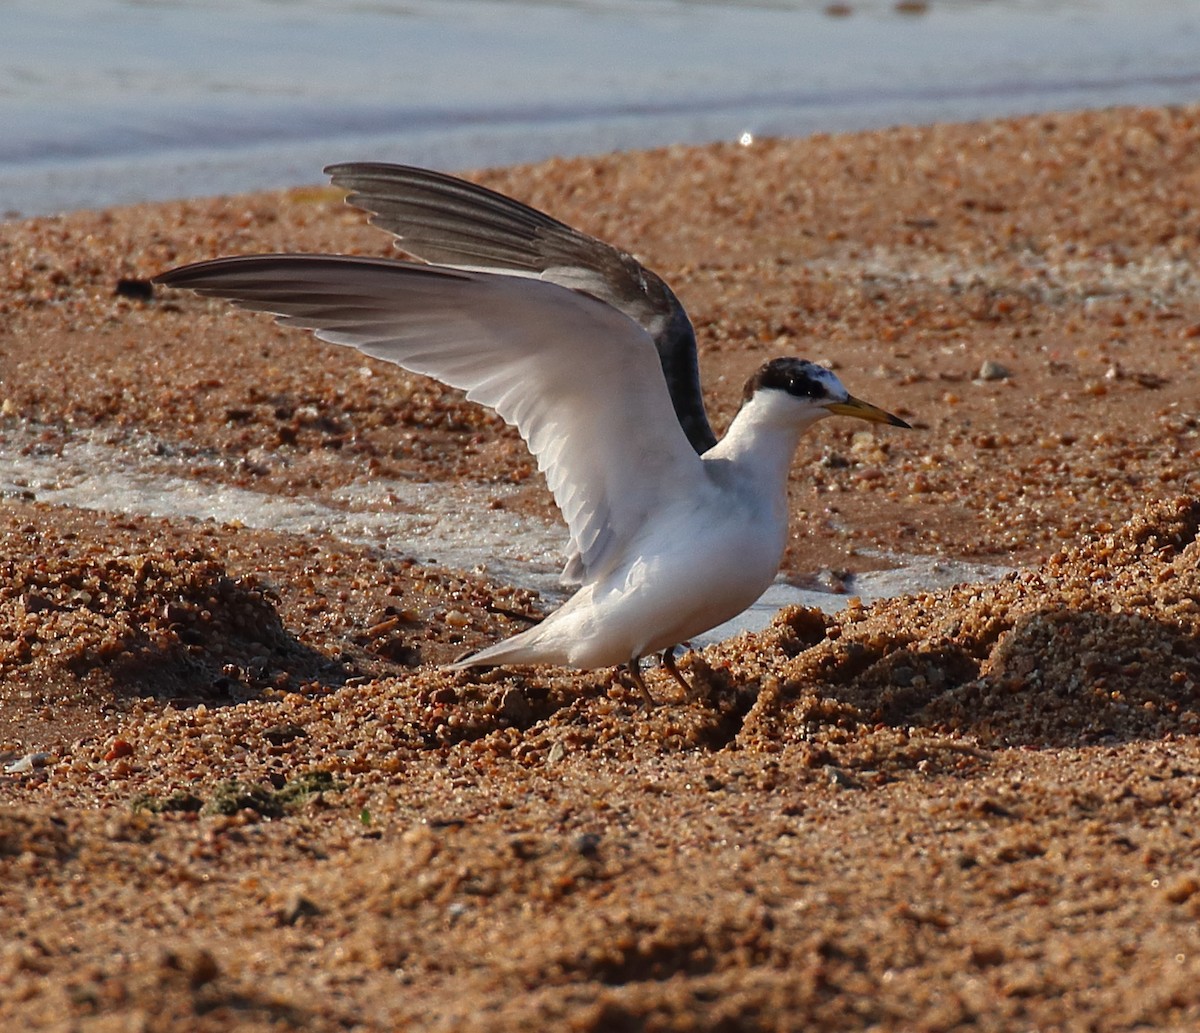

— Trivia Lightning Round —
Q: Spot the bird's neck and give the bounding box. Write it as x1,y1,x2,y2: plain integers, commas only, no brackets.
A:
704,391,826,503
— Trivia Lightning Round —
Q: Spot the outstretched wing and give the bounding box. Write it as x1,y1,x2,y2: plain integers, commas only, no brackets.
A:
154,254,707,581
324,162,717,453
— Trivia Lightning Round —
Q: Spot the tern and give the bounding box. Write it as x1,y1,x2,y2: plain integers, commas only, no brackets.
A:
154,163,910,702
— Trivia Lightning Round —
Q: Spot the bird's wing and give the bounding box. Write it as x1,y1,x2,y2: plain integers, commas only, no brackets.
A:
324,162,717,453
154,254,707,580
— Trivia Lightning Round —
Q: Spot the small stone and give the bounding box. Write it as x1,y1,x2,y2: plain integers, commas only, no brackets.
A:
574,833,602,858
157,946,220,988
365,615,401,638
499,687,532,723
104,739,134,761
277,891,322,926
114,277,154,301
968,942,1006,967
1164,875,1199,904
825,765,862,789
4,752,52,774
262,724,306,746
977,360,1011,381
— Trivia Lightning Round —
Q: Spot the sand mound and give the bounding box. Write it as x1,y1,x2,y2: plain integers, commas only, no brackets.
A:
735,495,1200,750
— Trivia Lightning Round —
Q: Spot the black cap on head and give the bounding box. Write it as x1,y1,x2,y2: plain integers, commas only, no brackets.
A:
742,358,837,403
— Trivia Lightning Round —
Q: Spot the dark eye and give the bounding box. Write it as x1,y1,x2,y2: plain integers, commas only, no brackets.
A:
789,376,824,399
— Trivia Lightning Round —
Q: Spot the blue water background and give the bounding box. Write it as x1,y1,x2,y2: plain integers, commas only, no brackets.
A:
4,0,1200,216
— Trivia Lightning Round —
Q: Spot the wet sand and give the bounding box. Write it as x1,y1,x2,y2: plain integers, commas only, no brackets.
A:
2,105,1200,1030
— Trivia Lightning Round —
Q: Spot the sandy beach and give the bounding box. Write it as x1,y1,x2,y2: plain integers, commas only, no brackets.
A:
2,105,1200,1030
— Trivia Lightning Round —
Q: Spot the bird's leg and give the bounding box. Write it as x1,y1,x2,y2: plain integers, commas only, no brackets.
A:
659,647,695,698
621,659,658,707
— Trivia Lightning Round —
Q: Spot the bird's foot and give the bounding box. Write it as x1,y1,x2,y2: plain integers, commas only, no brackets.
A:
659,647,700,701
619,661,658,707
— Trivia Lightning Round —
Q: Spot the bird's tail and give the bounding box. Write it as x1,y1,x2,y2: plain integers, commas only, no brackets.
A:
445,622,564,672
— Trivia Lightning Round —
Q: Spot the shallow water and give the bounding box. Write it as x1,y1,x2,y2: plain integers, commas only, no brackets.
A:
0,424,1007,645
4,0,1200,216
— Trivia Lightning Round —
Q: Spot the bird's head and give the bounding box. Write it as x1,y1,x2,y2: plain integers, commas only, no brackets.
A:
742,357,910,429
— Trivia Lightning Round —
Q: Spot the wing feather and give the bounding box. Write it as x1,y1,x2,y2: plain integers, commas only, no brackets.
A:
325,162,717,453
154,254,705,580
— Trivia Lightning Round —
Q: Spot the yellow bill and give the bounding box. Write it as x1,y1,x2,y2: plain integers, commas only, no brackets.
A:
825,396,911,428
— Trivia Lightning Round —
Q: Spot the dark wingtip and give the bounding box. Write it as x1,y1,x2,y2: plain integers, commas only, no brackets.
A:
152,259,225,288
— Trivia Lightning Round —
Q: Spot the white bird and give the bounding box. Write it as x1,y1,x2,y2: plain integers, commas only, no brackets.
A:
154,163,909,703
